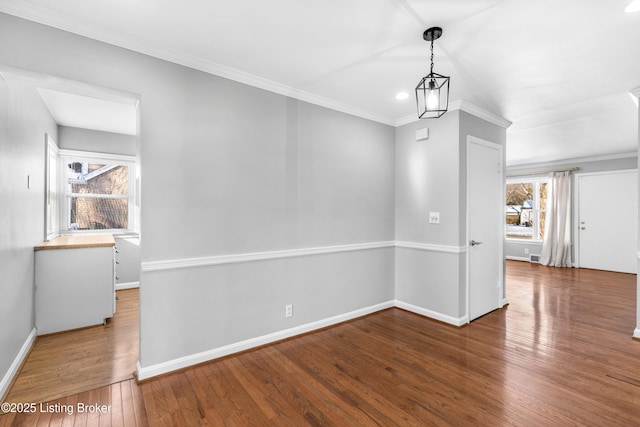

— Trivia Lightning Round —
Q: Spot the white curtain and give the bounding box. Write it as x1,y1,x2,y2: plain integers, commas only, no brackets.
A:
540,171,572,267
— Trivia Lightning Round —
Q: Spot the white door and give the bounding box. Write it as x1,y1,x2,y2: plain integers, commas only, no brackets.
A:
577,170,637,274
467,137,503,321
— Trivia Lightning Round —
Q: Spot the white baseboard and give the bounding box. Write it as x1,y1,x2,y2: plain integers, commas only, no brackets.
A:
394,300,468,327
137,300,395,380
506,256,529,262
136,297,508,380
634,328,640,339
501,298,509,307
116,281,139,290
0,328,36,401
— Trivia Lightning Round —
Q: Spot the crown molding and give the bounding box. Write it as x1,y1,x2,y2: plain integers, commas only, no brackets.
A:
0,64,140,105
507,151,638,170
395,100,511,129
0,5,397,126
395,113,420,127
454,100,512,129
0,6,511,129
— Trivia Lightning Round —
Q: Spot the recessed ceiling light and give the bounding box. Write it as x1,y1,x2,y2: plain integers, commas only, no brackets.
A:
625,0,640,12
396,92,409,100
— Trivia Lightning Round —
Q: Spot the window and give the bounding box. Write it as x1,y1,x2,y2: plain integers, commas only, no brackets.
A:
505,178,548,241
60,150,136,233
45,134,59,240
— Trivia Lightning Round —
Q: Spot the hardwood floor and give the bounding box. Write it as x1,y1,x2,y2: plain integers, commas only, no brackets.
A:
3,289,139,405
2,262,639,426
0,379,147,427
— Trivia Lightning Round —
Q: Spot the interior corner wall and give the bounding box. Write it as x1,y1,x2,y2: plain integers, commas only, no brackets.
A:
0,77,57,395
0,13,396,375
394,111,507,324
394,111,465,322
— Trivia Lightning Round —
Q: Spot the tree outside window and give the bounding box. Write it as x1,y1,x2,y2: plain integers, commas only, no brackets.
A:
62,152,135,233
505,179,548,241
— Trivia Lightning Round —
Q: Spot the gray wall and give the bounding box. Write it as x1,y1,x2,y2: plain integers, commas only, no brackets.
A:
0,78,57,391
142,248,394,365
0,13,396,373
504,155,638,262
394,111,507,321
58,126,137,156
139,94,396,366
395,112,462,320
395,112,460,245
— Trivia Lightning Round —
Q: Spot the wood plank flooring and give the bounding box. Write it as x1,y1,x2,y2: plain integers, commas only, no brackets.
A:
3,289,139,405
0,379,147,427
2,262,639,426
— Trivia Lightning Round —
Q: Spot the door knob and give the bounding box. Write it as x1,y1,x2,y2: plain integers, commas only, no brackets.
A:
470,240,483,246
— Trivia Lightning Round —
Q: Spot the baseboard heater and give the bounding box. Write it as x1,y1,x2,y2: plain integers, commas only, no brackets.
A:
529,254,541,263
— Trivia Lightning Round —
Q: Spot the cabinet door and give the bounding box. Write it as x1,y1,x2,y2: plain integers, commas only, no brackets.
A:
36,246,115,335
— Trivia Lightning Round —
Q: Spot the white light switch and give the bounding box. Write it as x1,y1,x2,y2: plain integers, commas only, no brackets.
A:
429,212,440,224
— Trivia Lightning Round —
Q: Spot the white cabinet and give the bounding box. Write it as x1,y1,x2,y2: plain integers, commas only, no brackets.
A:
35,235,116,335
113,235,141,289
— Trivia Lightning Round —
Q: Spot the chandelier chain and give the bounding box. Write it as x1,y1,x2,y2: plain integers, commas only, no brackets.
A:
430,39,434,75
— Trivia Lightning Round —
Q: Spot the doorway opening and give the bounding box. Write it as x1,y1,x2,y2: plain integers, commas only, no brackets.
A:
0,65,142,404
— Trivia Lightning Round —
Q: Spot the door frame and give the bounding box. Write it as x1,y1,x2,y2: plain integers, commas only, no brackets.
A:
465,135,505,323
574,169,637,270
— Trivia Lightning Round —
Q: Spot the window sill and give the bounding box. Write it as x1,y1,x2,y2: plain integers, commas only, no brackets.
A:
61,230,140,239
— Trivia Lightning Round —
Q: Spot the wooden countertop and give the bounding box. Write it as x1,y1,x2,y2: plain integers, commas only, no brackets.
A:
35,234,116,251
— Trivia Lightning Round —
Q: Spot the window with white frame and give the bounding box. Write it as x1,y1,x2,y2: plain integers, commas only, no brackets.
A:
60,150,136,233
505,177,548,241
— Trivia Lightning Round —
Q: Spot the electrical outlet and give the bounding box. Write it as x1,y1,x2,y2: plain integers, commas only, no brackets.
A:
285,304,293,318
524,248,529,255
428,212,440,224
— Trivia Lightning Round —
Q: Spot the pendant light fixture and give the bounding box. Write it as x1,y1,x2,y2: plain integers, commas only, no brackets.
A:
416,27,450,119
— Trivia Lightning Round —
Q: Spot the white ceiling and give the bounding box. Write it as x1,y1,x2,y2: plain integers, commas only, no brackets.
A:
1,0,639,165
37,88,137,136
0,64,139,136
